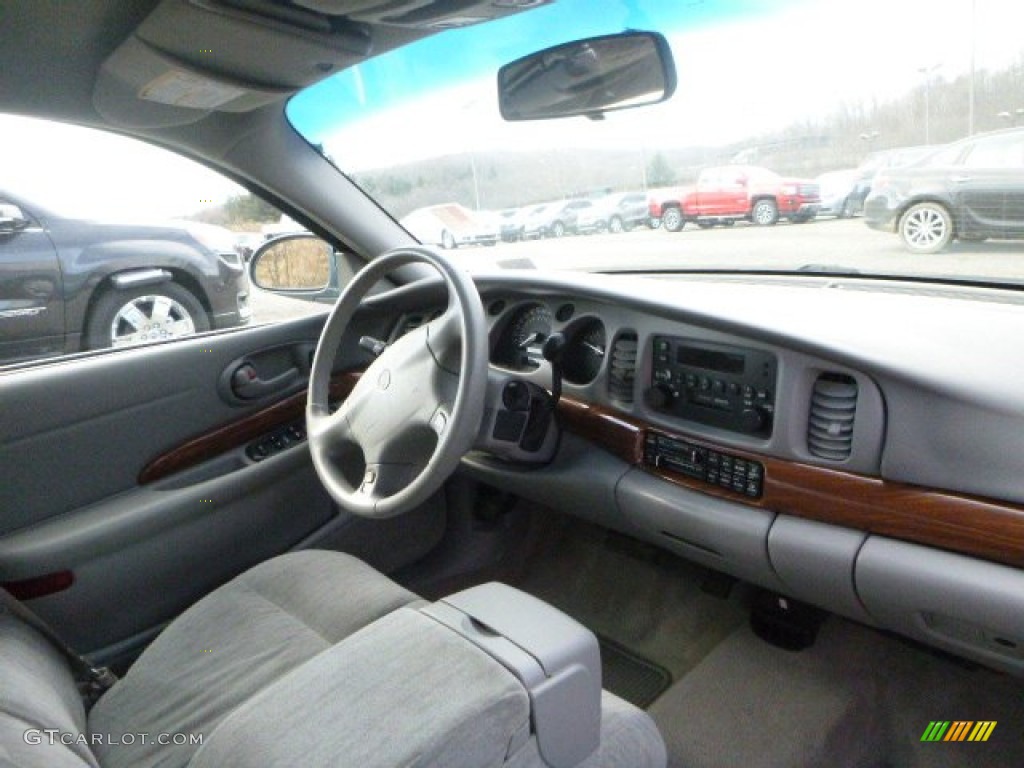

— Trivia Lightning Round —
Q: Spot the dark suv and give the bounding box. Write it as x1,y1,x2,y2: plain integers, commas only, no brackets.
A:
0,190,251,363
864,128,1024,253
604,192,655,232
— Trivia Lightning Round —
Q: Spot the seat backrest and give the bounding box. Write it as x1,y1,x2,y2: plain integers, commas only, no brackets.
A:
0,613,97,767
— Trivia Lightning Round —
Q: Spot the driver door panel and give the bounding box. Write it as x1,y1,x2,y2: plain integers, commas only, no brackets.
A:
0,313,377,659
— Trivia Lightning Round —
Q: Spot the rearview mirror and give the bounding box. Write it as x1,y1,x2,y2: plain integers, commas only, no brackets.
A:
498,31,676,121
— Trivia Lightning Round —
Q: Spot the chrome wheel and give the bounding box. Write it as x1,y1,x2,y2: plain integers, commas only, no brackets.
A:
751,199,778,226
109,294,197,347
609,216,624,233
661,207,684,232
899,203,953,254
87,282,209,350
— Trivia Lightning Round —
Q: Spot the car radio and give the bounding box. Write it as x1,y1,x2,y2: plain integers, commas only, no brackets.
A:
644,336,777,437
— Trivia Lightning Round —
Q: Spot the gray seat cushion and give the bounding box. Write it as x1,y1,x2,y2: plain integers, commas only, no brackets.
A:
189,606,532,768
88,550,418,768
6,548,665,768
0,613,97,768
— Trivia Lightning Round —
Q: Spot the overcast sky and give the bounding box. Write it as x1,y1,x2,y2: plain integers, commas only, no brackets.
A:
1,116,243,220
316,0,1024,171
3,0,1023,220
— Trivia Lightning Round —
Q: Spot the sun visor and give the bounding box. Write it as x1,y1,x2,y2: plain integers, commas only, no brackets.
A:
93,37,293,127
93,0,372,128
296,0,552,30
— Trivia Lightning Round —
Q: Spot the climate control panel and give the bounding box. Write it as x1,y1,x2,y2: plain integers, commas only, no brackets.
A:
643,432,764,498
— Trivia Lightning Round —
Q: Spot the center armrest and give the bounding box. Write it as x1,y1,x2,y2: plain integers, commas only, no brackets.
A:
421,583,602,768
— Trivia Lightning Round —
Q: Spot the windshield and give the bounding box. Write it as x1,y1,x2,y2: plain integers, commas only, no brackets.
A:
288,0,1024,285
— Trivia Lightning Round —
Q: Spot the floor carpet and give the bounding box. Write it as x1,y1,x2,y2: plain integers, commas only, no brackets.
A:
404,504,1024,766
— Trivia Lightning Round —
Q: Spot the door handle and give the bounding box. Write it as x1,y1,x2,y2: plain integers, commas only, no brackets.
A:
230,363,300,400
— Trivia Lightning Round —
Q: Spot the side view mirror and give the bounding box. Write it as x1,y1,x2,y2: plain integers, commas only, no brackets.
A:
498,31,676,121
0,204,30,236
249,234,339,303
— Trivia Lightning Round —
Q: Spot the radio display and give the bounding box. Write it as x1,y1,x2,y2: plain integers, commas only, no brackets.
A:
676,345,745,374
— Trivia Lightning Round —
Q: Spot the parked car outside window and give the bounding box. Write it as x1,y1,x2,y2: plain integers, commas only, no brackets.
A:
865,127,1024,252
0,188,250,364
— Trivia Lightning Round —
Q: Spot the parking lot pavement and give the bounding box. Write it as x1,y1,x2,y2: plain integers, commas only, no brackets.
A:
451,218,1024,284
249,218,1024,325
248,286,330,325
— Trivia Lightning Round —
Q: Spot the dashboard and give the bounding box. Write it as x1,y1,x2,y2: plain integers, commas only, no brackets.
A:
381,268,1024,677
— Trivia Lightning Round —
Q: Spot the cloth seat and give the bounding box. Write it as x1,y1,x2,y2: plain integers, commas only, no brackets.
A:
1,550,666,768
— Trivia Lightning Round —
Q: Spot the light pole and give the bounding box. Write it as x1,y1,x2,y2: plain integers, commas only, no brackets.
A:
968,0,976,135
917,63,941,144
469,154,481,210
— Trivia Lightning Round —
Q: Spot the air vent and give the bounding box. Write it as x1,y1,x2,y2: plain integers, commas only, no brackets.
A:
607,331,638,404
807,373,858,461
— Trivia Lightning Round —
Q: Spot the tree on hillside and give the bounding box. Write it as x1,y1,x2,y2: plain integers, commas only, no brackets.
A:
647,152,676,186
224,193,279,225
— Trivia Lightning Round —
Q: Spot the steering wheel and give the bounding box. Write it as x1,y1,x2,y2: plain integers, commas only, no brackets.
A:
306,246,488,519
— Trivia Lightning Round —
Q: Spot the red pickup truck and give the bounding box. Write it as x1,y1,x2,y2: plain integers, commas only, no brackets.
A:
651,165,821,232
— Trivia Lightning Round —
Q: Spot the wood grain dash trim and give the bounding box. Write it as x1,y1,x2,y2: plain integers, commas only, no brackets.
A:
556,397,644,464
138,372,359,485
762,460,1024,569
558,396,1024,569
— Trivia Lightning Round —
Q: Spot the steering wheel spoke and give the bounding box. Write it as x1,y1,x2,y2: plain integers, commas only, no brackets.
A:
358,462,420,500
307,399,361,450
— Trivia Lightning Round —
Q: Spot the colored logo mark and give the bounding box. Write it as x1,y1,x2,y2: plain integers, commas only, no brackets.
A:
921,721,997,742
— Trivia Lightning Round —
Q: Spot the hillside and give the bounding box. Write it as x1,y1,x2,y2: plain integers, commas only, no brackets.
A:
190,54,1024,223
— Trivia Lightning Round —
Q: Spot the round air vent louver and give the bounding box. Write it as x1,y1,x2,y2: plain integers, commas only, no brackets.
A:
807,373,858,461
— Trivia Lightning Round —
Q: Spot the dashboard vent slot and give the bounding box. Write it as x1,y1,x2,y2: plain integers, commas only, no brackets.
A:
607,331,638,404
807,373,858,461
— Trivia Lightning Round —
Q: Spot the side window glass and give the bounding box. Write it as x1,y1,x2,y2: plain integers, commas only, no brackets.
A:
0,115,328,368
922,144,964,167
962,135,1024,169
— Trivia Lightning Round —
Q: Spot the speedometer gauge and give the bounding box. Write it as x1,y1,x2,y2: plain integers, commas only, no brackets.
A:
562,318,606,385
493,304,553,370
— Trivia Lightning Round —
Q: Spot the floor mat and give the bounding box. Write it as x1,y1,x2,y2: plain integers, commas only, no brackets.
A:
650,619,1024,768
599,637,672,709
498,512,750,686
